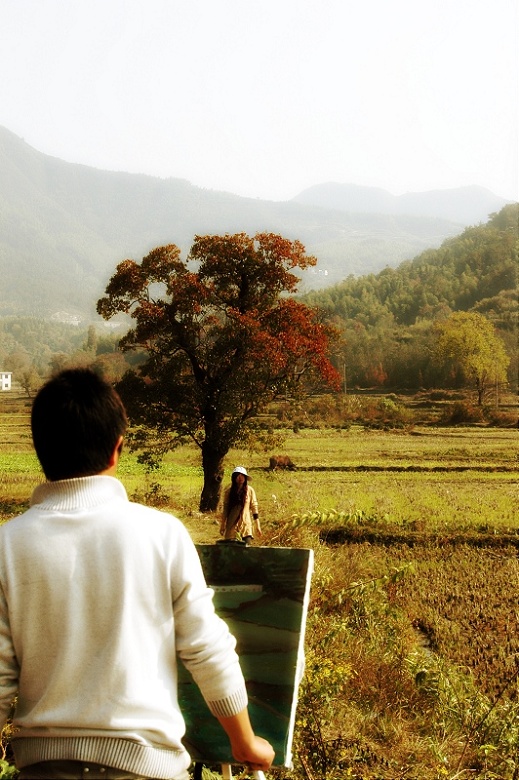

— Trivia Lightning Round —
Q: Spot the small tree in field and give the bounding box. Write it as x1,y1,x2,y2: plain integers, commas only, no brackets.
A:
97,232,340,511
433,311,510,405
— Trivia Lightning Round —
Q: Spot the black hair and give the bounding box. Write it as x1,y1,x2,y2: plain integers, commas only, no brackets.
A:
31,368,128,481
228,470,249,511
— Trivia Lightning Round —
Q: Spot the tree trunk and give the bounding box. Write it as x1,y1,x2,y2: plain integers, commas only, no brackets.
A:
199,443,225,512
476,378,484,406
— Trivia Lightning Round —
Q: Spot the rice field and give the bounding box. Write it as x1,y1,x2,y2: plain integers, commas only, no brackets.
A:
1,392,518,777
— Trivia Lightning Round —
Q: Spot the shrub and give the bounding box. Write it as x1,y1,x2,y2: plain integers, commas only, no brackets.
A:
440,400,485,424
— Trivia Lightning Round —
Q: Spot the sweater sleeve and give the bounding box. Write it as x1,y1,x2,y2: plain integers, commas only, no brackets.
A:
0,580,19,725
171,524,247,718
221,487,230,522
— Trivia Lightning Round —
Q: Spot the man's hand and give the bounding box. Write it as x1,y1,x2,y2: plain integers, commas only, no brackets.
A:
217,709,275,771
231,734,275,770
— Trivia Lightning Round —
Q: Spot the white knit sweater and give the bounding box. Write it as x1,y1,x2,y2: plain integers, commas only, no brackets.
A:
0,476,247,779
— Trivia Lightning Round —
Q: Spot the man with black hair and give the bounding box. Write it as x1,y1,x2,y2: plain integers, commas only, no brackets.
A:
0,369,274,780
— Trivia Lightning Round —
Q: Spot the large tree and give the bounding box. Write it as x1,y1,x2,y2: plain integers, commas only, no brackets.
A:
97,232,340,511
433,311,510,405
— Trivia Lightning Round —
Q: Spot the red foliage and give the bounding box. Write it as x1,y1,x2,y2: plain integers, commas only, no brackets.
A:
97,232,340,510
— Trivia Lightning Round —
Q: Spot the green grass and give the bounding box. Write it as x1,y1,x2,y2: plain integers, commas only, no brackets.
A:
1,402,518,778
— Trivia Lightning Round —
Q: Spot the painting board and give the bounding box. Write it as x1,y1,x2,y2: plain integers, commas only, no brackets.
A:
178,544,314,767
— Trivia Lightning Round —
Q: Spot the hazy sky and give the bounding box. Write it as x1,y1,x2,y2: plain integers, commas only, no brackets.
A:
1,0,517,202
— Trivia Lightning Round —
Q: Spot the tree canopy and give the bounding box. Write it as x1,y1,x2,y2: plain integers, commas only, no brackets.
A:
97,232,340,511
433,311,510,405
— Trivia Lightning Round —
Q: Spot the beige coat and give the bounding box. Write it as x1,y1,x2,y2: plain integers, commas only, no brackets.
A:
220,485,260,539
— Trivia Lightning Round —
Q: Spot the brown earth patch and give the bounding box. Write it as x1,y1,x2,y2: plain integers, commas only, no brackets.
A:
320,526,519,548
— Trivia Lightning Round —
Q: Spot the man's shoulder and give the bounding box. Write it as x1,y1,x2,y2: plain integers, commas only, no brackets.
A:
126,500,187,532
0,507,35,532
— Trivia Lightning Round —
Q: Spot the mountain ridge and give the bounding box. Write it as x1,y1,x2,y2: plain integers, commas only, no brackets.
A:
0,125,511,321
292,181,512,223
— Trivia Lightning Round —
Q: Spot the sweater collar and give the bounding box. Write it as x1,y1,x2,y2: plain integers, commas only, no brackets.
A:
30,476,128,511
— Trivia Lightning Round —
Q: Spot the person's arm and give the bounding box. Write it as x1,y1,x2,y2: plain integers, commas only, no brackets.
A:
251,488,262,536
217,708,275,771
220,489,229,535
0,581,18,726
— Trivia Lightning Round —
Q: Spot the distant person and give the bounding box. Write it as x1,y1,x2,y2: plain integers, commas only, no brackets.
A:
0,369,274,780
220,466,261,545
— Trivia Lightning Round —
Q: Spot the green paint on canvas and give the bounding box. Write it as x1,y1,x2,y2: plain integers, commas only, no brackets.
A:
179,545,313,767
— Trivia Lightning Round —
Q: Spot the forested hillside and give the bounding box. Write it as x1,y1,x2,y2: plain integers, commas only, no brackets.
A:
304,205,518,391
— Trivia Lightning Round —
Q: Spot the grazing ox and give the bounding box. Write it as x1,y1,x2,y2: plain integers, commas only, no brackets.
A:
269,455,296,471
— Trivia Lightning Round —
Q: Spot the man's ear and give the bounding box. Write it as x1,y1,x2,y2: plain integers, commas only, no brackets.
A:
107,436,124,470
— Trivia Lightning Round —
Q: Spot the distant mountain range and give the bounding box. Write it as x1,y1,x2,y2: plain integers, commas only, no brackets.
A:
292,182,511,224
0,126,513,321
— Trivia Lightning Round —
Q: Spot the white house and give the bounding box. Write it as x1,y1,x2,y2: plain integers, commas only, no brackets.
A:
0,372,12,391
